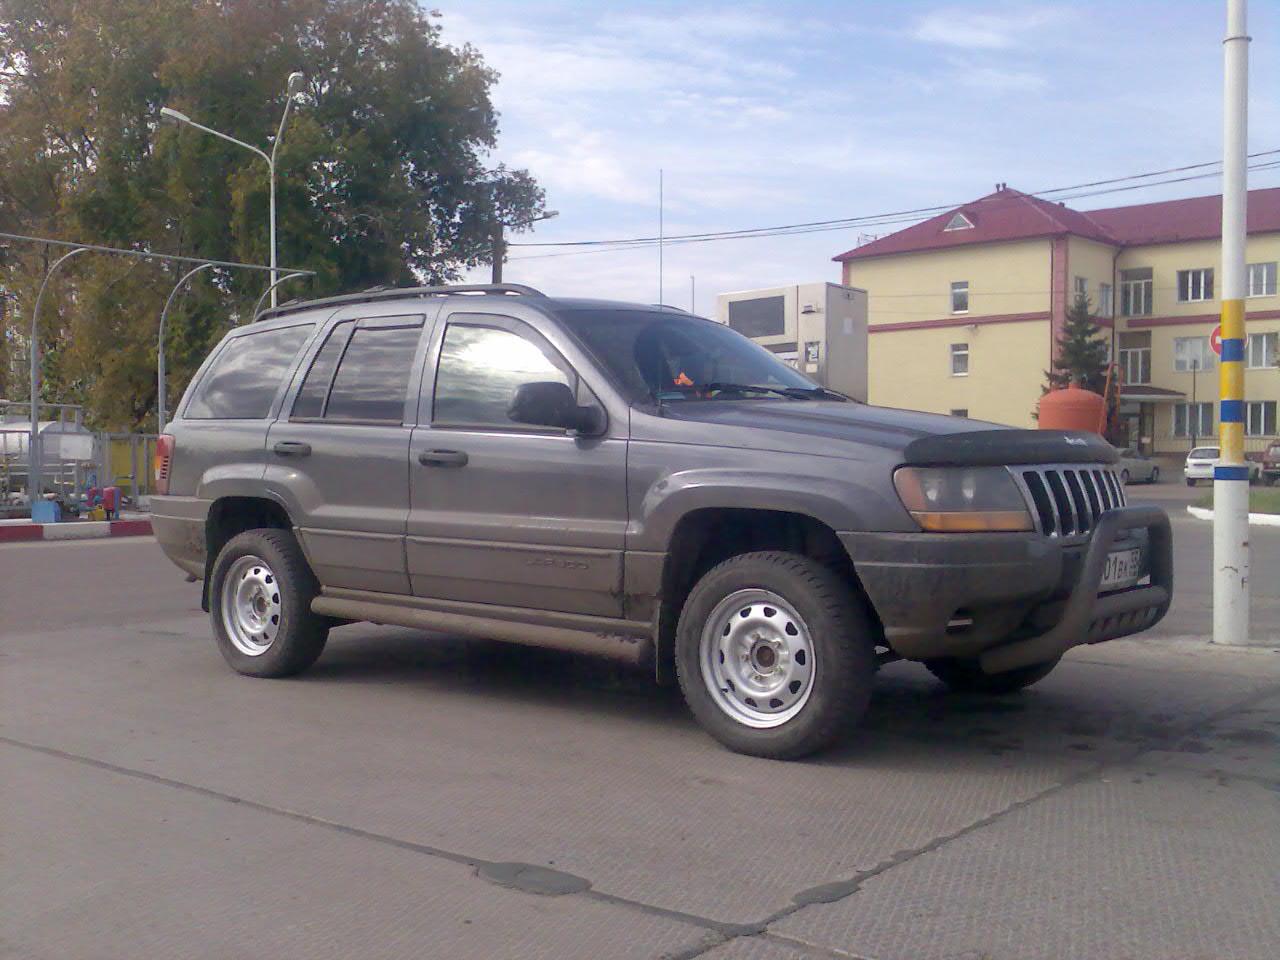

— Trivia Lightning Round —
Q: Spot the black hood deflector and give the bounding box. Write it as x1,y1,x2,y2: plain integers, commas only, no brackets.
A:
902,430,1118,467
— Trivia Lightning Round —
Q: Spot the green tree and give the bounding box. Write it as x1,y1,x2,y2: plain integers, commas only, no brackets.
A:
0,0,544,429
1041,293,1120,438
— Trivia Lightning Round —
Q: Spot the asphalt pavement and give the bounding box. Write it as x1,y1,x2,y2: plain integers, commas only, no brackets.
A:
2,486,1277,960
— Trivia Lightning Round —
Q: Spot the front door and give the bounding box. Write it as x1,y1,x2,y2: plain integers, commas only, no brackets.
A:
265,310,433,595
406,313,628,618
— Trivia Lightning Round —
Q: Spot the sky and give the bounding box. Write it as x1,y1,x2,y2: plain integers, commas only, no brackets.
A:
439,1,1280,316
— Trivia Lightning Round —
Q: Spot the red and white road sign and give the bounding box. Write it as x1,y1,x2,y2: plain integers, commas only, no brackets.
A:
1210,324,1222,356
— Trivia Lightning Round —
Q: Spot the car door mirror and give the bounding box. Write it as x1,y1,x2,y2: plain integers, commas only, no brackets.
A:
508,381,605,435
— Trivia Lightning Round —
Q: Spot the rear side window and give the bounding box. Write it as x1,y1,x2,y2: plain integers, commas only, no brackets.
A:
292,316,423,423
185,323,314,419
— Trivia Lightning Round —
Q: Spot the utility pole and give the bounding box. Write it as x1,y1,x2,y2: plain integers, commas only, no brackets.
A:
658,169,665,305
1214,0,1251,645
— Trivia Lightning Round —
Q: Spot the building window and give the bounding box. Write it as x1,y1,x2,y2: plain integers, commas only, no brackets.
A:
950,343,969,376
950,281,969,313
1120,268,1153,316
1247,332,1277,369
1172,402,1214,439
1246,401,1277,436
1248,262,1277,297
950,408,969,418
1073,276,1088,300
1118,331,1151,385
944,212,974,231
1098,282,1113,317
1173,336,1215,372
1176,268,1214,303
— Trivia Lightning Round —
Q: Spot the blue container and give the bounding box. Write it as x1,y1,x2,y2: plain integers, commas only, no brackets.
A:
31,500,61,523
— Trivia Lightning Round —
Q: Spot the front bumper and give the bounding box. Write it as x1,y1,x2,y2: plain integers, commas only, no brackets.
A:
842,506,1173,671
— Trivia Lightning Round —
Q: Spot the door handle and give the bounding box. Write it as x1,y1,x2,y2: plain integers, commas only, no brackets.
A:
418,449,469,468
272,441,312,457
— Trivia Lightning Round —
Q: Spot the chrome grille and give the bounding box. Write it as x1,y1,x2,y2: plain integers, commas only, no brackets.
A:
1016,465,1126,537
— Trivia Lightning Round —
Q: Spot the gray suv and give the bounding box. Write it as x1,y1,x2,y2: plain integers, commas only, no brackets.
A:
152,284,1172,758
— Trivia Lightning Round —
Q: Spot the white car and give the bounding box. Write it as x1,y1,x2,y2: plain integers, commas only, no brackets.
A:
1184,446,1261,486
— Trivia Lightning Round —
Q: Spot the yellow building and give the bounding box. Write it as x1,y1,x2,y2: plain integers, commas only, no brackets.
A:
833,186,1280,459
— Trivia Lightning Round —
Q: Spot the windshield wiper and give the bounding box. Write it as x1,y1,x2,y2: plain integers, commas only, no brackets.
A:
702,382,848,401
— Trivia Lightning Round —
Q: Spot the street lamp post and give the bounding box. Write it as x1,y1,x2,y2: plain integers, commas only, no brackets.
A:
491,210,558,283
161,71,305,307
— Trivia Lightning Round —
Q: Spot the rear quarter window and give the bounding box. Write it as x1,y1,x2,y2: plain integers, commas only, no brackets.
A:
184,323,314,420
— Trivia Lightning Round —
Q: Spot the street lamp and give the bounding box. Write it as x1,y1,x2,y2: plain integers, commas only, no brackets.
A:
491,209,559,283
161,71,305,307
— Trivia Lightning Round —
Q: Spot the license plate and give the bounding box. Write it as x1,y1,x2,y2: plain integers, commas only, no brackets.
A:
1100,547,1143,592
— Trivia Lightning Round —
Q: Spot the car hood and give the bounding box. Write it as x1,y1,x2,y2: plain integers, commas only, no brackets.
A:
657,401,1117,466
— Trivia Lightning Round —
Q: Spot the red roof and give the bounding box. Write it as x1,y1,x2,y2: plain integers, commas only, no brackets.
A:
1085,187,1280,246
833,186,1280,262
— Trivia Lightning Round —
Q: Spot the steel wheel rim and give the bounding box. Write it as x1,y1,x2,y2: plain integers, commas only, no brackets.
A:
700,589,815,728
220,555,283,657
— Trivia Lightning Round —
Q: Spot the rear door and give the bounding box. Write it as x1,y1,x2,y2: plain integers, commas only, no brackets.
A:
406,311,628,618
265,307,436,595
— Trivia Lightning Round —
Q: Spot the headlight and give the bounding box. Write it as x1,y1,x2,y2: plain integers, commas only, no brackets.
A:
893,466,1034,532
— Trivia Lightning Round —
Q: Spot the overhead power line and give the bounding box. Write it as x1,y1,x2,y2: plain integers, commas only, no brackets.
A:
507,150,1280,260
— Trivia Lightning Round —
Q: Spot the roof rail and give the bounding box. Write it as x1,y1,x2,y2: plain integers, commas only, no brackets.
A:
252,283,546,322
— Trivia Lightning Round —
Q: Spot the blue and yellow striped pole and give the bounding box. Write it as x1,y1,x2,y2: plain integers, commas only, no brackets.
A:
1214,0,1251,645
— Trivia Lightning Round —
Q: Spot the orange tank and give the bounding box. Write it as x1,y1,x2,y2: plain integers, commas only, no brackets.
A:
1038,385,1105,433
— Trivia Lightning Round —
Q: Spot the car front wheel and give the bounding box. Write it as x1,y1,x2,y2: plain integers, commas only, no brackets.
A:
675,551,876,760
209,528,329,678
1149,466,1160,483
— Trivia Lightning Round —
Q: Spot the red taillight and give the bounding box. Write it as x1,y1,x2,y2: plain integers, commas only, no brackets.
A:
154,434,175,495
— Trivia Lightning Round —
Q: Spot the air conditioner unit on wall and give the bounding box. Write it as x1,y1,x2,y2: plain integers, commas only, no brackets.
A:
800,304,818,314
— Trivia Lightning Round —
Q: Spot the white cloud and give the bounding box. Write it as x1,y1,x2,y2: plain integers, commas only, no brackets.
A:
912,8,1067,50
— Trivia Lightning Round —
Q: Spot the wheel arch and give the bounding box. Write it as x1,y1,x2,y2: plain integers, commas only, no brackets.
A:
201,496,294,611
652,506,882,684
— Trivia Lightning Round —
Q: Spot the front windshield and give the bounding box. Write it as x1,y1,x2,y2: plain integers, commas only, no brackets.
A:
558,308,823,403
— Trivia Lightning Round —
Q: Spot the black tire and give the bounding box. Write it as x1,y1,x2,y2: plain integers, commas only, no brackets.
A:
674,551,876,760
1185,478,1195,487
1149,466,1160,484
209,528,329,678
1120,469,1130,485
923,656,1060,694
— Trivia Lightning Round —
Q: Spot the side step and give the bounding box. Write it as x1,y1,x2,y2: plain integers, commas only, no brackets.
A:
311,595,653,666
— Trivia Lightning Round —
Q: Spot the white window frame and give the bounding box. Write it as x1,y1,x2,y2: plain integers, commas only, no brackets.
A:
1120,270,1153,316
1119,346,1151,385
1176,267,1214,303
1247,262,1277,297
1173,336,1215,373
950,281,969,314
1172,402,1215,438
1073,276,1088,301
950,342,969,376
1098,282,1113,318
1245,400,1277,437
1246,332,1277,370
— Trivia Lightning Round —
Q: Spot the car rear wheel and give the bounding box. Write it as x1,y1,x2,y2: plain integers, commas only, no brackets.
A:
210,528,329,678
1149,466,1160,483
675,551,876,760
1120,469,1130,485
923,656,1060,694
1186,478,1196,487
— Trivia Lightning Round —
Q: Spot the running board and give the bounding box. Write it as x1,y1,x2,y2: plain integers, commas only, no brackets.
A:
311,596,653,666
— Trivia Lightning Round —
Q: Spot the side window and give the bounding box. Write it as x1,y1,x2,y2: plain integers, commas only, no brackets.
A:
433,324,574,428
185,323,314,419
291,321,354,419
323,320,424,423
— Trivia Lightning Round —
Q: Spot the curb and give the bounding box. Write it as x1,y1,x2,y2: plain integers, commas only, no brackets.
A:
0,518,153,543
1186,505,1280,527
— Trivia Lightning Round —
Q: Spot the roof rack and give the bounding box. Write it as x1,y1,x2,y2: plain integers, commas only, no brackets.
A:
252,283,545,322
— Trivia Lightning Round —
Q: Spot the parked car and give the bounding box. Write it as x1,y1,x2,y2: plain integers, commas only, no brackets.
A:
1262,440,1280,486
1115,447,1160,485
151,284,1173,759
1184,446,1261,486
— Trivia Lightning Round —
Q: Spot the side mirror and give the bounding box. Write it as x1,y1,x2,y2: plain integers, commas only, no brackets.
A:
508,381,605,435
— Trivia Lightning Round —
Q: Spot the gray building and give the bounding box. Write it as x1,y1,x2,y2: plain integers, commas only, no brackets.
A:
715,282,868,401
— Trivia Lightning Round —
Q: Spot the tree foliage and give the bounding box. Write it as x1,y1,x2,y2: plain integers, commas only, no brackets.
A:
0,0,544,429
1041,293,1121,439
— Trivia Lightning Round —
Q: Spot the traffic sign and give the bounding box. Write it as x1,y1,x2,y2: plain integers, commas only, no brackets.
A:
1210,324,1222,355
